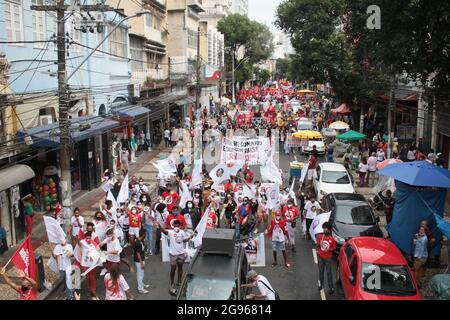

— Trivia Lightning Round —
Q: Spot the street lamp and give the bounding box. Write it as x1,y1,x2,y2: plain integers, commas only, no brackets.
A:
67,11,150,82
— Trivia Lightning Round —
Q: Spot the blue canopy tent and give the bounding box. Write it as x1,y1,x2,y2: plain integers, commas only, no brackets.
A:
378,161,450,257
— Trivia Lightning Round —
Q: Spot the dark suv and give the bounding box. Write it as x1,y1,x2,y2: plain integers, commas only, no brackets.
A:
321,193,383,252
177,229,250,300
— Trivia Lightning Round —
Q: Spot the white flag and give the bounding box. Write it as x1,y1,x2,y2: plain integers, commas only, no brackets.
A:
116,174,129,204
107,190,120,209
309,212,332,243
192,210,209,248
152,155,177,179
265,183,280,210
261,158,282,184
43,216,66,244
179,180,193,209
210,163,232,185
190,159,203,188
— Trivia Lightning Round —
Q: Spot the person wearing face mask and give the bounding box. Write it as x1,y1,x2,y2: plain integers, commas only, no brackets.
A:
282,200,300,252
52,240,74,300
164,188,181,213
154,203,169,255
134,178,149,198
70,207,84,247
117,208,130,247
177,176,193,210
266,211,290,268
155,220,196,295
166,206,187,230
133,229,150,294
0,267,38,300
223,194,237,229
128,193,138,209
316,222,336,295
192,189,203,209
128,206,142,239
142,206,155,256
93,211,108,242
100,228,123,275
181,201,194,231
304,196,322,241
102,200,116,223
140,193,150,206
79,231,101,300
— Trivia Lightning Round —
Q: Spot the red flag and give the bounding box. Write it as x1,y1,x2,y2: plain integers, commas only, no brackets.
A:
11,236,37,280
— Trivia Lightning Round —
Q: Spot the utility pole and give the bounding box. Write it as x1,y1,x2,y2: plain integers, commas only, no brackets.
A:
31,0,114,225
195,26,201,116
231,48,235,104
387,65,395,158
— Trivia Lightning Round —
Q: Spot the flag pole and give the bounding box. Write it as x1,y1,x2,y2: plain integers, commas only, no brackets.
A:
1,235,30,272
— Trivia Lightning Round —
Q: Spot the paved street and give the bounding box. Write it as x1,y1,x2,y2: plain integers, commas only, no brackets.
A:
47,146,344,301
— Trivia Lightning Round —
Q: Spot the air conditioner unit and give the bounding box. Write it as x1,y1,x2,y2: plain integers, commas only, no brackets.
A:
40,115,53,126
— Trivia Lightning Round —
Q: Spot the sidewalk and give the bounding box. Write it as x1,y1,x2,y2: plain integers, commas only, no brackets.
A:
0,145,178,300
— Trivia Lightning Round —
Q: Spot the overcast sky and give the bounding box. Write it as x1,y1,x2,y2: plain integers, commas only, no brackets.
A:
248,0,284,34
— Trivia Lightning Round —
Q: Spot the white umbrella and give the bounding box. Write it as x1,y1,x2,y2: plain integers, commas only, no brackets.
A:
329,121,350,130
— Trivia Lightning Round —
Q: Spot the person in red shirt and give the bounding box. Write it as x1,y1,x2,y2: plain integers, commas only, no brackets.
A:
206,209,218,229
166,206,187,230
128,206,142,238
316,222,336,295
266,211,290,268
306,154,317,187
243,166,255,184
0,268,38,300
165,190,180,213
282,200,300,252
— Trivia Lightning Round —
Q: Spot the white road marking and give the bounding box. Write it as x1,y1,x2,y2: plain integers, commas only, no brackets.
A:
318,280,326,300
312,248,318,264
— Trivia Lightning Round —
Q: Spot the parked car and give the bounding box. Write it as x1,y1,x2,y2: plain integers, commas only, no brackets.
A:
321,193,384,250
297,119,315,131
313,163,355,202
177,229,250,300
337,237,422,300
302,137,325,156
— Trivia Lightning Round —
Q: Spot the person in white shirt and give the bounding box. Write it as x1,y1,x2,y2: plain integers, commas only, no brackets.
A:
304,197,322,240
134,178,149,199
367,152,378,187
242,270,276,300
70,208,84,247
164,128,171,148
52,240,74,300
104,263,134,300
376,148,385,162
101,228,122,274
358,157,369,187
142,206,155,256
156,220,195,295
407,147,416,162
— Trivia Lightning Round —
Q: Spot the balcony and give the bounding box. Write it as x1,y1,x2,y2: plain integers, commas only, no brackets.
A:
187,0,205,13
132,69,167,86
200,7,226,19
143,0,167,14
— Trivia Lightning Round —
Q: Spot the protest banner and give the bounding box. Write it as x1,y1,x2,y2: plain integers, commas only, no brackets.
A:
43,216,66,244
242,233,266,267
286,136,308,147
220,137,271,165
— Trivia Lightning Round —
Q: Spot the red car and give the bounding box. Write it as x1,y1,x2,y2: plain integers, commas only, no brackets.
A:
337,237,422,300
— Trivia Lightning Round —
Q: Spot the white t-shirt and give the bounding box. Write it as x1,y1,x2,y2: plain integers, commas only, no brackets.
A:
255,275,276,300
70,216,84,237
376,150,385,162
272,223,285,242
53,244,73,271
168,229,187,256
104,273,130,300
407,150,416,160
103,237,122,263
367,156,377,171
164,129,170,139
304,201,321,219
358,163,368,173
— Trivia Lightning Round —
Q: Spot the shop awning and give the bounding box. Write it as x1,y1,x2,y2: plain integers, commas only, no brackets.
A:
17,115,121,148
0,164,35,191
174,96,195,106
112,105,151,118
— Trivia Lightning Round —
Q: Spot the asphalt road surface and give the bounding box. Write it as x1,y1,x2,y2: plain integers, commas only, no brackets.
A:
47,141,344,301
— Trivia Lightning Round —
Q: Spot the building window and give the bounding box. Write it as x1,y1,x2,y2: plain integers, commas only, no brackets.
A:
109,26,127,57
153,16,161,31
31,0,46,48
0,110,4,143
187,29,197,49
130,37,143,71
145,14,153,28
4,0,24,43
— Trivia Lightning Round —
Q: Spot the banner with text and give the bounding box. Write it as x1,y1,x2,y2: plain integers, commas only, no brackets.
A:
220,137,271,165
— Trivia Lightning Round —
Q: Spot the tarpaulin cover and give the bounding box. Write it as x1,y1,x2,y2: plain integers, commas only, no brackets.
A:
387,181,445,256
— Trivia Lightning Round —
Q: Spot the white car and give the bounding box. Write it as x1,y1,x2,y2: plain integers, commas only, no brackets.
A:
313,163,355,202
297,119,315,131
303,138,325,155
291,100,301,112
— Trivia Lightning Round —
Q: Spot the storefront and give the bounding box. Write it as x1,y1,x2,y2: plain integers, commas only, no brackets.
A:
17,114,120,195
0,164,35,247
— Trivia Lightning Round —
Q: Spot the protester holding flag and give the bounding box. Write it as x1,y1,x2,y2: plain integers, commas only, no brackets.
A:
0,268,38,300
80,231,101,300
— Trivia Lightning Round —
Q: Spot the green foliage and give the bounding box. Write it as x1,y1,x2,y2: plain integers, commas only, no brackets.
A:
218,13,274,82
254,67,272,85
